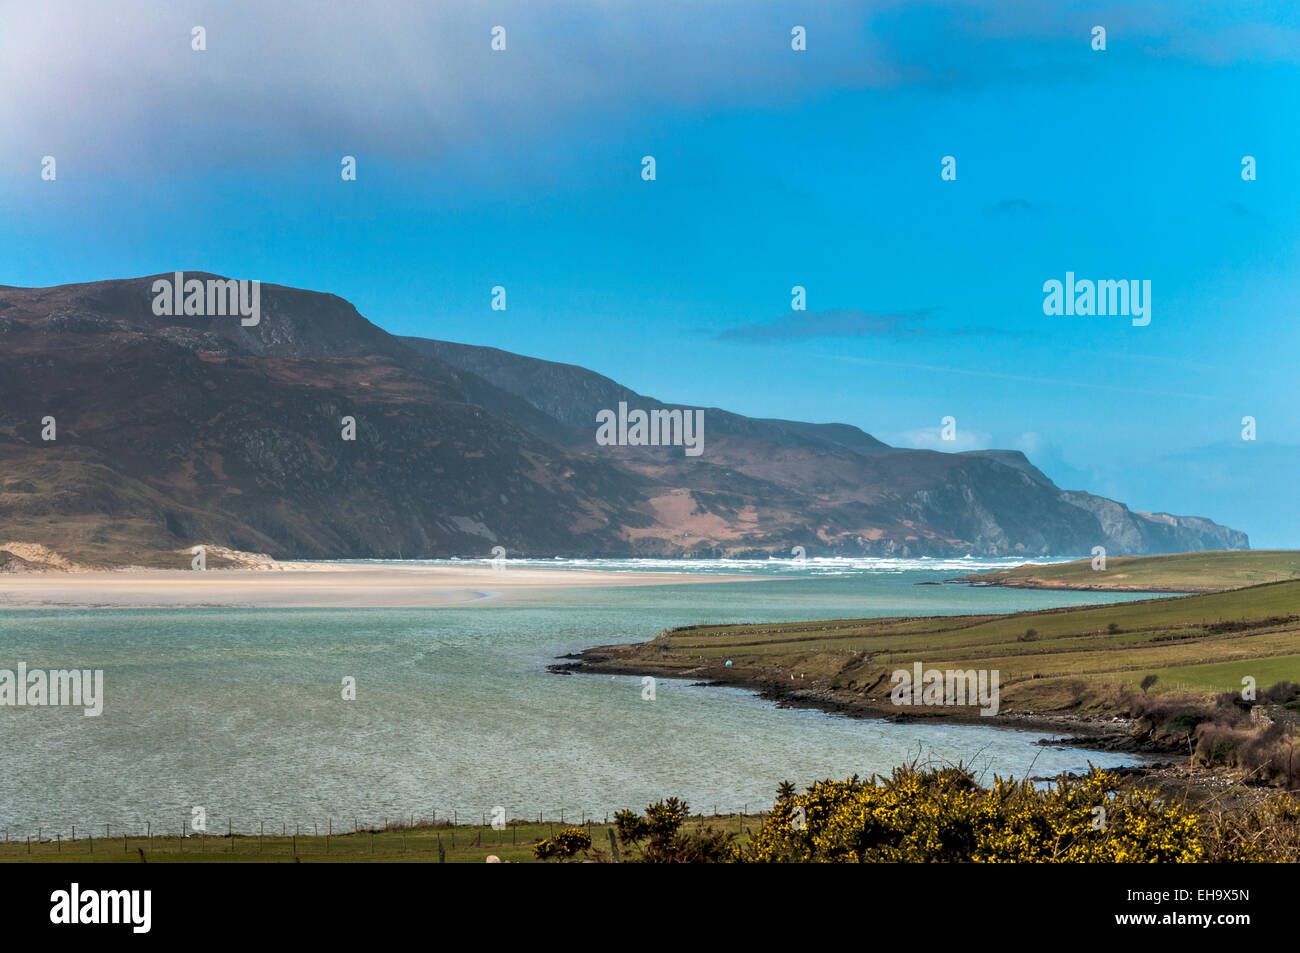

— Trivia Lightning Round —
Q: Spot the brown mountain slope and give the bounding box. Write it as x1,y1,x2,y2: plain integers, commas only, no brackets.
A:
0,275,1248,565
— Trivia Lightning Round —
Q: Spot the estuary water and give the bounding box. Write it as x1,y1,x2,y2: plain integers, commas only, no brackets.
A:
0,558,1161,834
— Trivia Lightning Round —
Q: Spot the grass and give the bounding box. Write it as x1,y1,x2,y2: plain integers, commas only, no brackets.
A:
955,550,1300,593
1129,653,1300,694
0,815,762,864
579,578,1300,716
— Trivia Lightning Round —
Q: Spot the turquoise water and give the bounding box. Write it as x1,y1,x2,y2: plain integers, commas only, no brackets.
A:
0,561,1163,835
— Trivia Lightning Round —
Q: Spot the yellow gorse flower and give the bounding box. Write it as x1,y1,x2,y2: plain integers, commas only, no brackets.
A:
741,766,1220,863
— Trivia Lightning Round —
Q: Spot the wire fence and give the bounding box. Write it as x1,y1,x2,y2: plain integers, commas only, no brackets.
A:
0,805,768,860
0,803,766,848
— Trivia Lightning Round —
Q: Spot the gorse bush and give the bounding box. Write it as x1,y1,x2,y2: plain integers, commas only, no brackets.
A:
742,765,1224,863
531,826,592,861
553,768,1300,862
613,798,736,862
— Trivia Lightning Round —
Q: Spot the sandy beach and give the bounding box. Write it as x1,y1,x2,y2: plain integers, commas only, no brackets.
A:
0,563,753,609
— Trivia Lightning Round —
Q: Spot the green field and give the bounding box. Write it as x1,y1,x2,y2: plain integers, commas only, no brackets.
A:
956,550,1300,593
580,577,1300,715
0,814,761,864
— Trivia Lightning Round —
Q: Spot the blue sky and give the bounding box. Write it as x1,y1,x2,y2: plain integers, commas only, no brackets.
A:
2,1,1298,545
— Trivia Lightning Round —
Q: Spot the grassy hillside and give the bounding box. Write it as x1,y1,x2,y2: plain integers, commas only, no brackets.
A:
953,550,1300,593
571,579,1300,717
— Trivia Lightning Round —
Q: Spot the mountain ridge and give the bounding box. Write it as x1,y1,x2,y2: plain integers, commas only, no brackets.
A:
0,274,1248,566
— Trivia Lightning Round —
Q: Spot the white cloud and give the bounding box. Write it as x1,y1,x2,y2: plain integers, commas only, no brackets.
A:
1014,430,1046,456
885,426,993,452
0,0,893,177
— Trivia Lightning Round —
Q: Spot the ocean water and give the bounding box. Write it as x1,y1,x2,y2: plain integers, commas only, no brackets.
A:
0,559,1163,835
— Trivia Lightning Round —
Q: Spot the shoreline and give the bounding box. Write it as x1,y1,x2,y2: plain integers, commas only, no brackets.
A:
552,651,1150,752
552,649,1285,808
0,564,762,609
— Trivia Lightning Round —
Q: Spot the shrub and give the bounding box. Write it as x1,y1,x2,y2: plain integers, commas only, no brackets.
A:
1019,628,1039,643
1200,794,1300,861
1262,681,1300,705
1196,722,1300,789
531,826,592,861
613,798,735,863
741,765,1207,863
1123,685,1299,788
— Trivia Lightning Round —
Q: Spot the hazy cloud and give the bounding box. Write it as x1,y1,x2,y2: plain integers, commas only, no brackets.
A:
2,1,1294,178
